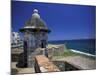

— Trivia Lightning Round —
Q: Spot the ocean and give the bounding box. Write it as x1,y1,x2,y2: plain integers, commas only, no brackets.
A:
48,39,96,55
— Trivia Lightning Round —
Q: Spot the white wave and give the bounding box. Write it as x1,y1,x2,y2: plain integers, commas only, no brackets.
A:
70,49,96,57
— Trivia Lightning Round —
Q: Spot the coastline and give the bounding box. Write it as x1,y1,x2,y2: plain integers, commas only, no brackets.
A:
70,49,96,57
52,46,96,70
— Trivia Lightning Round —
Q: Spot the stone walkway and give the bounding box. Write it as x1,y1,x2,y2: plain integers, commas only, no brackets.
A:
55,56,96,70
35,55,60,72
11,62,35,74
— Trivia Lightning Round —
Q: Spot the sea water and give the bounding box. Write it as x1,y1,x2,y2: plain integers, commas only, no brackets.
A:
48,39,96,55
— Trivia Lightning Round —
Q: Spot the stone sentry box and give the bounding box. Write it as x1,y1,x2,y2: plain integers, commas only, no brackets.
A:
16,9,51,68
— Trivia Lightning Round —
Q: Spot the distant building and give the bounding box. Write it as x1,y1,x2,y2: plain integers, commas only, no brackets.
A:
11,32,21,44
17,9,51,67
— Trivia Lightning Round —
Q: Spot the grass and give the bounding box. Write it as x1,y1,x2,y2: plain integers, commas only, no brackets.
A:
51,48,95,60
51,49,77,60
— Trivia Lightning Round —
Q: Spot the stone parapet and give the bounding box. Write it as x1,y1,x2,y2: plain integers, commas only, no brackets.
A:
34,55,60,73
47,44,66,57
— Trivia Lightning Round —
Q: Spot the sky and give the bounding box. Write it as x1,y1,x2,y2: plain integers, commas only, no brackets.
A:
12,1,96,41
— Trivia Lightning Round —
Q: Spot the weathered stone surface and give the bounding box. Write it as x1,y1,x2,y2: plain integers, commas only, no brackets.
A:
52,61,79,71
47,44,65,57
16,53,27,68
34,55,60,72
11,62,35,74
18,9,50,68
55,56,96,70
16,41,28,68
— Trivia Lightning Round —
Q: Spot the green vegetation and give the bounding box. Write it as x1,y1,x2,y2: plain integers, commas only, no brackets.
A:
51,49,77,60
51,48,95,60
61,49,79,56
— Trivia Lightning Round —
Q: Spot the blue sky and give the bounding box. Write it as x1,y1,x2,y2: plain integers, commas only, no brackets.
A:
12,1,96,40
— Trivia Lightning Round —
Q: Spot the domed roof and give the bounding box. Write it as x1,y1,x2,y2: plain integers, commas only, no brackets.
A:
25,17,47,29
20,9,50,33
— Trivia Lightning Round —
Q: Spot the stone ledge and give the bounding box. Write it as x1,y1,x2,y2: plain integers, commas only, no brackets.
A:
34,55,60,72
11,62,35,74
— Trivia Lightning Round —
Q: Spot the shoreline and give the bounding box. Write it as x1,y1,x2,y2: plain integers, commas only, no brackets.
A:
48,43,96,57
70,49,96,57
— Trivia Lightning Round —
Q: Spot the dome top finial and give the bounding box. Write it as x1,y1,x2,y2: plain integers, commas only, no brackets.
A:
33,9,38,13
32,9,40,18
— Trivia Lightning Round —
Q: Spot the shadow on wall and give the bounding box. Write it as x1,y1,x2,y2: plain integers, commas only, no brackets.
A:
11,69,18,75
52,61,80,71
